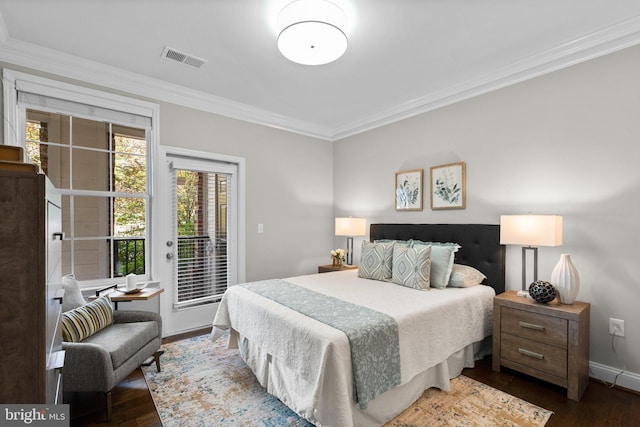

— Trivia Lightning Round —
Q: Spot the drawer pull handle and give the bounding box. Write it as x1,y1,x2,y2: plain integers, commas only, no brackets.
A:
519,348,544,360
519,321,545,331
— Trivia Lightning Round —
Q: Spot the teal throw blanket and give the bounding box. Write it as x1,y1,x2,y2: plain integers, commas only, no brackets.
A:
240,279,401,409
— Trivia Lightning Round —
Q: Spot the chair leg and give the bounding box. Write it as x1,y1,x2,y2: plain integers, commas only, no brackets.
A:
105,391,112,422
153,350,162,372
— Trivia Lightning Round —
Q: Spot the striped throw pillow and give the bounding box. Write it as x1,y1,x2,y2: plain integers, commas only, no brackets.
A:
62,295,114,342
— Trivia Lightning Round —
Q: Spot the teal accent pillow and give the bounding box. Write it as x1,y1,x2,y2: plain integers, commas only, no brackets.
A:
391,245,432,290
358,240,394,281
410,240,460,289
374,239,409,245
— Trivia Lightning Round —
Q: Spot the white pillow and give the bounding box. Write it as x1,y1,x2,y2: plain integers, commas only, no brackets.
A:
447,264,486,288
62,274,87,312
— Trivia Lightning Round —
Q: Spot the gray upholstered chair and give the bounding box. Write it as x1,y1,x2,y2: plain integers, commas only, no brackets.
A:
61,275,162,421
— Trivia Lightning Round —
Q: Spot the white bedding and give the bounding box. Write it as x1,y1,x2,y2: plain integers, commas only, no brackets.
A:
211,269,495,426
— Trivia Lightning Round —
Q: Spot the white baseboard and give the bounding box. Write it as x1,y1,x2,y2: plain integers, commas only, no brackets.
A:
589,361,640,392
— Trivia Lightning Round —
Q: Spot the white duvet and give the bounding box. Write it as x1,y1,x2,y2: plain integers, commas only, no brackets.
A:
212,269,495,426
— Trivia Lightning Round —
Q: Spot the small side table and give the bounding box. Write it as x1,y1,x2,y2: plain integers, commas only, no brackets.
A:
90,286,164,310
493,290,590,401
318,264,358,273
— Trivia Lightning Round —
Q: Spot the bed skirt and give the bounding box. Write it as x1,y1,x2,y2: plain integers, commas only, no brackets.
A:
232,331,492,427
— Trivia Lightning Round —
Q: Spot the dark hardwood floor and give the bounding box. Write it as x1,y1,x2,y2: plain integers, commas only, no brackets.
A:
464,359,640,427
69,329,640,426
66,329,202,427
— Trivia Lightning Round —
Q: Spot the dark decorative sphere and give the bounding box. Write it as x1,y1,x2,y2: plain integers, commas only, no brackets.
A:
528,280,557,303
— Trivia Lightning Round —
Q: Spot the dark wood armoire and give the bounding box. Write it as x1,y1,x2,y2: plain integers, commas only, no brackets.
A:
0,167,64,403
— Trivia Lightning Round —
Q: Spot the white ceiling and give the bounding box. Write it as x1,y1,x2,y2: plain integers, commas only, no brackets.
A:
1,0,640,141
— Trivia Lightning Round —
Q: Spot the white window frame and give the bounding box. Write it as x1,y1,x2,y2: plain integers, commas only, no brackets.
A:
164,146,246,290
3,69,160,289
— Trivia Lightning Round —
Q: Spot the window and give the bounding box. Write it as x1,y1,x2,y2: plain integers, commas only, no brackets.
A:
4,70,158,286
25,111,150,282
174,169,229,307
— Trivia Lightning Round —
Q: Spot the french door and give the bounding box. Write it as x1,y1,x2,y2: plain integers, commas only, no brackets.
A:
158,149,240,335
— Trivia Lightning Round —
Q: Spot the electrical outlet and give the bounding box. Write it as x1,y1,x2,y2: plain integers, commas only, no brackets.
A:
609,318,625,337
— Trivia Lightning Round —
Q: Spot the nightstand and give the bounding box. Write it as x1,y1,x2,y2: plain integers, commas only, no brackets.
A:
318,264,358,273
492,290,590,401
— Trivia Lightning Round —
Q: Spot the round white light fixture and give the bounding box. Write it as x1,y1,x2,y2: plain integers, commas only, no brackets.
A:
277,0,348,66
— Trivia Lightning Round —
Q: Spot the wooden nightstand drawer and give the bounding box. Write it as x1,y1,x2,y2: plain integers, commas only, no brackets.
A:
493,291,590,401
501,306,568,348
501,333,567,379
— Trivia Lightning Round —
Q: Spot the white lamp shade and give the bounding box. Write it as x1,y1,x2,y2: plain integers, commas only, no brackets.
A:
277,0,348,65
500,215,563,247
335,217,366,236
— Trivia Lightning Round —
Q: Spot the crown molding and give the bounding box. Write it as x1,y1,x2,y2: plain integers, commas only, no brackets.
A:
1,13,639,142
0,37,334,141
331,15,640,141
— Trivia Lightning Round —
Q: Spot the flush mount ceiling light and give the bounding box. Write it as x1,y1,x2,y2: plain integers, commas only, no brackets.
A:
277,0,348,65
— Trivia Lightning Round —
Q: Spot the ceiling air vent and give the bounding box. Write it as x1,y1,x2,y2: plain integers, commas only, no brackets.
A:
162,47,208,68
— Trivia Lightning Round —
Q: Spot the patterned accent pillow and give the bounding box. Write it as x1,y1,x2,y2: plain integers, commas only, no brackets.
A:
358,240,394,281
61,295,114,342
391,245,432,290
448,264,487,288
410,240,460,289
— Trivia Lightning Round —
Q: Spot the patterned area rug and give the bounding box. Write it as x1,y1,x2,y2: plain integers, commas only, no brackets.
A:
386,375,553,427
142,334,552,427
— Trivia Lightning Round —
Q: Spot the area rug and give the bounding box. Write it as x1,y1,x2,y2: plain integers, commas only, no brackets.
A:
142,334,553,427
385,374,553,427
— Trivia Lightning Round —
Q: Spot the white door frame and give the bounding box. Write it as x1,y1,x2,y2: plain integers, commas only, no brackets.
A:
154,146,245,336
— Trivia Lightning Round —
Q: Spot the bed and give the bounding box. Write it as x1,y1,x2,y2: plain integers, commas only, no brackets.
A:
212,223,505,427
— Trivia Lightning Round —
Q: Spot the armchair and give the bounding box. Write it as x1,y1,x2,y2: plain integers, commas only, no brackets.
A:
61,275,162,421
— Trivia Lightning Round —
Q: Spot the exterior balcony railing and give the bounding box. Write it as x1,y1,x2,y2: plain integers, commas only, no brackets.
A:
113,235,227,307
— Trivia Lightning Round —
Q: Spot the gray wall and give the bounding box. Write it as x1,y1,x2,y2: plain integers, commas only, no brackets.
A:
158,102,334,281
334,44,640,376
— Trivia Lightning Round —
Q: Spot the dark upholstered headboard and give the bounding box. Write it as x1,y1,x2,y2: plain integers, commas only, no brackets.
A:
369,223,505,294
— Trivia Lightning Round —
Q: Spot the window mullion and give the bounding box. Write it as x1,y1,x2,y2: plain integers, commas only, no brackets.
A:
109,123,114,279
69,116,75,277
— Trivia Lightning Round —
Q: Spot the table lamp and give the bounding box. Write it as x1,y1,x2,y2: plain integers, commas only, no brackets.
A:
335,217,366,265
500,215,563,295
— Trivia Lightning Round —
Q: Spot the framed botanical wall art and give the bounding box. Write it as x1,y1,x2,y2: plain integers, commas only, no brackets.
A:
395,169,423,211
430,162,466,210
